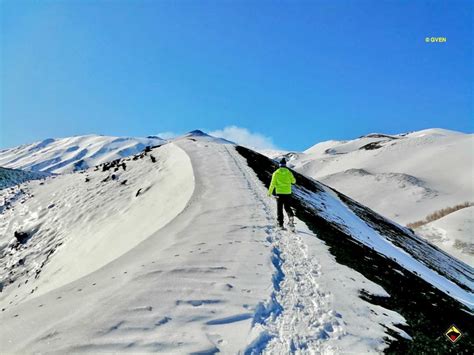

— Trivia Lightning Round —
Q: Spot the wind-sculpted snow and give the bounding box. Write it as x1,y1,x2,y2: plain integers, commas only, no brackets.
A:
0,143,194,303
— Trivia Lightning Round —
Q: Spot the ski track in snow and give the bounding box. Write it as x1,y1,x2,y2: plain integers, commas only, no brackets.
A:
225,147,342,353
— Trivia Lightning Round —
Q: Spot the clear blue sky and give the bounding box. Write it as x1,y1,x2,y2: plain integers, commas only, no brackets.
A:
1,0,472,150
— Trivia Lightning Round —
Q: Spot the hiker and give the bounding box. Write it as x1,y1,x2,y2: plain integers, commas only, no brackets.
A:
267,158,296,230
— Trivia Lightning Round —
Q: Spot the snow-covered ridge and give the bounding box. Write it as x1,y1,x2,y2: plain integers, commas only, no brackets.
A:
0,142,194,301
0,131,234,175
0,134,165,174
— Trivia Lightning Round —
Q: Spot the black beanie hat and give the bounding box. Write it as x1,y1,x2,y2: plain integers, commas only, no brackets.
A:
279,158,287,166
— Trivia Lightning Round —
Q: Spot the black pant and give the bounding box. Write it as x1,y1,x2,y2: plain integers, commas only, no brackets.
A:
276,194,294,227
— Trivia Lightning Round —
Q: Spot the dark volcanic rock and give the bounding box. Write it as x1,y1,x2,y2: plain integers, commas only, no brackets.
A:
14,231,29,244
359,141,383,150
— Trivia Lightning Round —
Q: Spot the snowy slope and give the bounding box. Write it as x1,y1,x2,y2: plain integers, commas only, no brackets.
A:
0,167,47,190
415,206,473,265
297,128,472,223
0,136,473,353
0,135,165,174
270,129,474,264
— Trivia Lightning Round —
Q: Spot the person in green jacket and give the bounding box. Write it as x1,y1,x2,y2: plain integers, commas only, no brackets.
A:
267,158,296,229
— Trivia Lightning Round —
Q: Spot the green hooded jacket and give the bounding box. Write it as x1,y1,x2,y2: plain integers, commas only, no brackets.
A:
268,167,296,195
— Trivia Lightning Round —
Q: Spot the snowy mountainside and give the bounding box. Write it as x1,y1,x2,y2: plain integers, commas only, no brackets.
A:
415,206,474,264
0,135,473,353
299,128,473,223
0,134,165,174
0,167,48,190
266,128,474,265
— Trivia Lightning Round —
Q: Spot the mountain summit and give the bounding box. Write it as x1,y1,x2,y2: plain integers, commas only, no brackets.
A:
181,129,235,144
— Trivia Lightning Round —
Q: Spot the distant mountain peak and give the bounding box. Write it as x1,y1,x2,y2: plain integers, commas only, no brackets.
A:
186,130,209,137
180,130,235,145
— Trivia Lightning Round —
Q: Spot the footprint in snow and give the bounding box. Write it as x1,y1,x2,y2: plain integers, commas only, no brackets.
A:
176,299,223,307
155,316,171,326
132,306,153,312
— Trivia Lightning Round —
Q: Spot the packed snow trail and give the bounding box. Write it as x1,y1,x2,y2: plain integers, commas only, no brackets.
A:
223,147,343,353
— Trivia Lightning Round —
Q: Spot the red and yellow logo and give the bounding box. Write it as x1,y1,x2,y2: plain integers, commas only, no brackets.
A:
445,325,462,343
